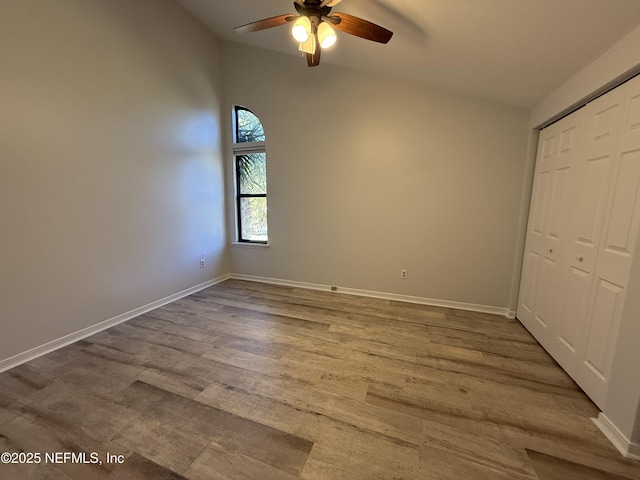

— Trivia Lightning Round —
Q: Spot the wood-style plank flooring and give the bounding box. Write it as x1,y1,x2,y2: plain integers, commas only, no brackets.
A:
1,279,639,479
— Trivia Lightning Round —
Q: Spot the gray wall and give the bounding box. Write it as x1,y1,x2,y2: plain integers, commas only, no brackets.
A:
0,0,228,362
223,42,530,311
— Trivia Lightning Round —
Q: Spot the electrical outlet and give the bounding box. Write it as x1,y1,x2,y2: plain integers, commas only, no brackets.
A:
200,258,205,268
401,269,408,279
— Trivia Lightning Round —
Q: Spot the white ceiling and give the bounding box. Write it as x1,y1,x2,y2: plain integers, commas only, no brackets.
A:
175,0,640,108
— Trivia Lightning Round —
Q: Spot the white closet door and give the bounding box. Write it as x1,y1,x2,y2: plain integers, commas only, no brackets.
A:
517,74,640,409
517,113,581,345
549,86,625,377
576,75,640,406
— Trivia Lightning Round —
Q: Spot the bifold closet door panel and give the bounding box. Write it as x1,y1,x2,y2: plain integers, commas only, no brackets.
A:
517,113,581,345
576,75,640,407
517,124,556,341
549,86,626,378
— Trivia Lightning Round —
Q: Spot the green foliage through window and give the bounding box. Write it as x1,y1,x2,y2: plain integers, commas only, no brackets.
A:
235,107,265,143
238,154,266,195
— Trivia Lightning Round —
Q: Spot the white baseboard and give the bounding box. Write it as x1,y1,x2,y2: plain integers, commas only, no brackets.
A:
593,413,640,460
230,274,513,318
0,274,230,374
0,272,514,373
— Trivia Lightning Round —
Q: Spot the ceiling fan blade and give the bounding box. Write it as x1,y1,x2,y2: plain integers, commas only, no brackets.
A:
235,14,294,34
331,12,393,43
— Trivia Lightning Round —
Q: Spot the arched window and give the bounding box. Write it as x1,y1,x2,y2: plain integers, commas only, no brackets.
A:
233,106,267,243
235,106,265,143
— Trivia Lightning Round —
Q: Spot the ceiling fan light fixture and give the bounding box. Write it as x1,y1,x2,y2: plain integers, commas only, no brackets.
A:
298,33,316,54
291,16,311,43
317,21,337,49
235,1,393,68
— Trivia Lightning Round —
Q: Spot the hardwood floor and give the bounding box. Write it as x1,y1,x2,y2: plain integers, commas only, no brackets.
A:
1,279,639,479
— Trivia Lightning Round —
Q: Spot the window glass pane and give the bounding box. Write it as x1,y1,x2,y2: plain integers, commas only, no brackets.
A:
240,197,268,242
236,108,265,143
238,154,267,195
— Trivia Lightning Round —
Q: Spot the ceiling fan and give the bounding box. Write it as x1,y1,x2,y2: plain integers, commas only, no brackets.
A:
234,0,393,67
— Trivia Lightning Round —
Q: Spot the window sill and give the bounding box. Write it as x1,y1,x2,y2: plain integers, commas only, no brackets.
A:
231,242,270,249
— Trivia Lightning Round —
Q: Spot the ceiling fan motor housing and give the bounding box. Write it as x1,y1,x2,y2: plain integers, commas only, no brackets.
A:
294,1,333,21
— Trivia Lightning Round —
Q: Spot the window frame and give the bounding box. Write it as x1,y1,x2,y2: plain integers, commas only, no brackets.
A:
232,106,268,244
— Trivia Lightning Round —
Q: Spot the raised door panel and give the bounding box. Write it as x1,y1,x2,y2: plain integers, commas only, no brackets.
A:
519,250,540,318
547,166,571,242
534,257,560,332
572,155,613,259
562,266,591,349
530,129,556,251
538,131,556,171
552,264,591,375
529,170,552,245
599,149,640,284
578,279,625,407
